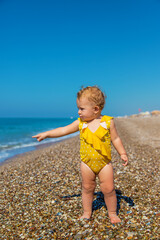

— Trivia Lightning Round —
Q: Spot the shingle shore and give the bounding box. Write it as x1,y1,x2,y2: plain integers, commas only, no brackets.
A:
0,116,160,239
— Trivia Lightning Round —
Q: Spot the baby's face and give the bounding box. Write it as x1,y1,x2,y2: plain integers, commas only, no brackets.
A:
77,97,99,122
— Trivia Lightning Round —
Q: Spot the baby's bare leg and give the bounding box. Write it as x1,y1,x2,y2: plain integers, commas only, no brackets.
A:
80,162,96,219
98,162,121,224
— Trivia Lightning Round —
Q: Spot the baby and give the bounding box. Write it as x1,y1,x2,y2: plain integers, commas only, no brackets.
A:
32,86,128,224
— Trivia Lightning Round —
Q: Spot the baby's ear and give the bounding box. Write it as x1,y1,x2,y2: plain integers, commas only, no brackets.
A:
94,106,100,113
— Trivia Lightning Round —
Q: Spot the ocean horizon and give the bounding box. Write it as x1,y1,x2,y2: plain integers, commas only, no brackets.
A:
0,117,78,163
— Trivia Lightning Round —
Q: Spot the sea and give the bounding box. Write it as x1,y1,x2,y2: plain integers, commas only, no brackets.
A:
0,118,78,164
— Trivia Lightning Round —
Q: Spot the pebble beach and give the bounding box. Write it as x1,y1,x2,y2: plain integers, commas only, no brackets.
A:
0,115,160,239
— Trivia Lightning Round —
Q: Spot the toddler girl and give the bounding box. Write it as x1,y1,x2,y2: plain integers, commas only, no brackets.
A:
32,86,128,224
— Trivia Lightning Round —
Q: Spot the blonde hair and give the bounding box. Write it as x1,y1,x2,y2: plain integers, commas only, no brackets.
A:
77,86,106,110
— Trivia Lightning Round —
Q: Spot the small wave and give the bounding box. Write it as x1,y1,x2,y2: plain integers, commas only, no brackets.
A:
0,143,21,151
0,144,9,149
0,152,9,160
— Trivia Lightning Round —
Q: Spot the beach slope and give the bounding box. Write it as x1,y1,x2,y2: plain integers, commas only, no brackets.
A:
0,116,160,239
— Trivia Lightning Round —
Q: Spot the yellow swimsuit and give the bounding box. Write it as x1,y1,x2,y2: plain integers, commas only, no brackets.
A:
79,115,113,174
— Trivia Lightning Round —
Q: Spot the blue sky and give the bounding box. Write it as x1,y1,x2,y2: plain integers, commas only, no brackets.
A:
0,0,160,118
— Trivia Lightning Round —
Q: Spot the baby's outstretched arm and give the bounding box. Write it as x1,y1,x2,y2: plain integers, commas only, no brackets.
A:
32,120,79,142
110,119,128,166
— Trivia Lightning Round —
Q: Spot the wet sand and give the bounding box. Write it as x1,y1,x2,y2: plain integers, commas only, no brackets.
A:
0,116,160,239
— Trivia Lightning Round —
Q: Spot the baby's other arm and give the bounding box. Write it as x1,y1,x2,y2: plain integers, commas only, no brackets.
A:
110,119,128,166
32,120,79,142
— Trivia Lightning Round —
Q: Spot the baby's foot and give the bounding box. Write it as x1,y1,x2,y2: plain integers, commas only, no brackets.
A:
78,213,91,220
109,213,121,224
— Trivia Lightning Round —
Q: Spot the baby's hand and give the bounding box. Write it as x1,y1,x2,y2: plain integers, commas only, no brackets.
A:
121,154,128,166
32,132,48,142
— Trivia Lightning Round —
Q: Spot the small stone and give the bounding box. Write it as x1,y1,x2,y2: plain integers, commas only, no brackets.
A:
84,224,90,228
74,233,82,239
127,231,135,238
56,212,62,216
